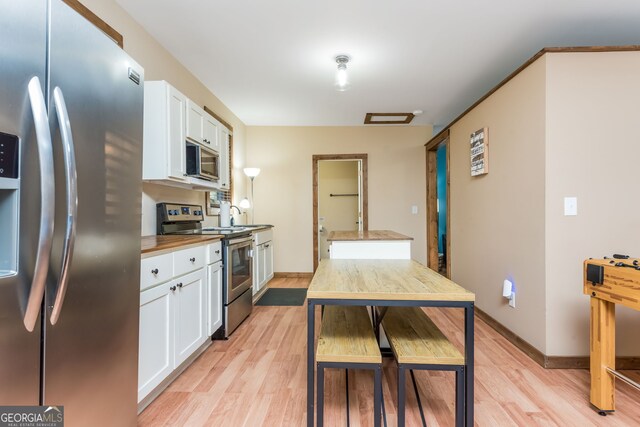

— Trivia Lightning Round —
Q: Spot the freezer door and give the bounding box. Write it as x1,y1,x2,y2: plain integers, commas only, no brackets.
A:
0,0,47,406
44,1,144,425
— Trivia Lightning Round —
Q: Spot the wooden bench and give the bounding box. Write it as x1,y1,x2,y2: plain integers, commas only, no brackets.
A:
382,306,465,427
316,305,383,427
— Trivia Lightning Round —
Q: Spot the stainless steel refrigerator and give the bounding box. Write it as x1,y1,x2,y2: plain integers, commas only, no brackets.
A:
0,0,143,425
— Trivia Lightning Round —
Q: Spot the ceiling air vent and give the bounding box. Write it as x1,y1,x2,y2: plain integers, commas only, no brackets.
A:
364,112,415,124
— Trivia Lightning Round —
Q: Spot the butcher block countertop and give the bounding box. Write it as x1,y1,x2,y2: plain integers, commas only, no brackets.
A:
327,230,414,242
141,235,223,255
307,259,474,301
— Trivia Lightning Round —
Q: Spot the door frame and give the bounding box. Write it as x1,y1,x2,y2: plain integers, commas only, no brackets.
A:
312,154,368,271
426,130,451,277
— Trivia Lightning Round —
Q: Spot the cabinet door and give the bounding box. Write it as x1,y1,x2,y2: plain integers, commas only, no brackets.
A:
186,100,204,144
204,116,219,151
252,244,259,295
264,241,274,284
174,269,207,367
207,262,223,336
138,281,175,402
258,243,267,290
167,86,187,180
219,127,230,190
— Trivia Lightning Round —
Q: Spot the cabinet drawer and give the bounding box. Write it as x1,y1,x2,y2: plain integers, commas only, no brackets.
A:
254,228,273,245
174,245,206,277
141,252,174,291
207,241,222,264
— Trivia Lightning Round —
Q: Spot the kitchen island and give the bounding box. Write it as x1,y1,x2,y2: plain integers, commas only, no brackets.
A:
328,230,413,259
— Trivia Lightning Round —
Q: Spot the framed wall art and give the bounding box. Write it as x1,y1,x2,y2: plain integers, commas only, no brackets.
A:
470,127,489,176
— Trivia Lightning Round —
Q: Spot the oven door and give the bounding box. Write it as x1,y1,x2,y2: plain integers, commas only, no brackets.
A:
225,236,253,303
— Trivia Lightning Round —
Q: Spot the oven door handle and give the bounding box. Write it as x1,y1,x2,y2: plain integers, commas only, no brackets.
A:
226,236,253,246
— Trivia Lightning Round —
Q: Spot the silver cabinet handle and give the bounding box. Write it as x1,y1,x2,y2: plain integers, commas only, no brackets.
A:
24,76,55,332
49,87,78,325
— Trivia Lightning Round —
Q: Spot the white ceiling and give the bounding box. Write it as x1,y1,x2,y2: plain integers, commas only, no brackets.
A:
116,0,640,127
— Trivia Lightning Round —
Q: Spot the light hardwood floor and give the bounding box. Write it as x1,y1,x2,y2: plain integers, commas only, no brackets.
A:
138,277,640,426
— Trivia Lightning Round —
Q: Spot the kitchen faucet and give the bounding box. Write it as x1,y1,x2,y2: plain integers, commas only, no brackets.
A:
230,205,242,226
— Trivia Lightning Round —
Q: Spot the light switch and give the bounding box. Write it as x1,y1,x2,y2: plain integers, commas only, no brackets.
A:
564,197,577,216
411,205,418,214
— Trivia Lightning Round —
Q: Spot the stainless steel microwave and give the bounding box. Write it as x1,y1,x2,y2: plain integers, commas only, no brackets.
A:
186,141,219,181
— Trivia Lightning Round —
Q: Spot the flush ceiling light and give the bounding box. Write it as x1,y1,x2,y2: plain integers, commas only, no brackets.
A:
335,55,351,91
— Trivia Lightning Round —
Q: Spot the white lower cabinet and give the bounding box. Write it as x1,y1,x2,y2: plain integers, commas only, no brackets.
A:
174,269,208,367
253,244,262,295
138,281,174,403
264,241,274,283
252,229,274,295
207,261,223,336
139,242,222,404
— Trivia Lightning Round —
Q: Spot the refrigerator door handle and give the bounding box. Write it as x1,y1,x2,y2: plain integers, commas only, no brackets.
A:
49,87,78,325
23,76,55,332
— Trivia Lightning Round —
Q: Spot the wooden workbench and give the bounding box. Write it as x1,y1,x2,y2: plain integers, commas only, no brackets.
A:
583,257,640,414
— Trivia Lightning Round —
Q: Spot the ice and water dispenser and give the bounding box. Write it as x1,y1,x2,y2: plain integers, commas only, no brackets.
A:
0,132,19,277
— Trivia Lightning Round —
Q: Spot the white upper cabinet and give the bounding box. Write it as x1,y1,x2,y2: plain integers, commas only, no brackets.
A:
187,100,220,152
203,115,220,152
186,100,205,145
219,127,230,191
143,80,230,192
143,81,187,182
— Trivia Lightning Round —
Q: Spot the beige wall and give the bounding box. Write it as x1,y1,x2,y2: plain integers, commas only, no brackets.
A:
318,160,360,259
449,57,548,352
545,52,640,356
245,126,432,273
450,51,640,357
80,0,247,234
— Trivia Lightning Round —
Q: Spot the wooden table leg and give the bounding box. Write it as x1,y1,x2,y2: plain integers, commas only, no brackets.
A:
590,296,615,412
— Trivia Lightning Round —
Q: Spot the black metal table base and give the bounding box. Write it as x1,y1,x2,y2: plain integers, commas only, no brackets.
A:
317,362,382,427
307,299,474,427
398,364,465,427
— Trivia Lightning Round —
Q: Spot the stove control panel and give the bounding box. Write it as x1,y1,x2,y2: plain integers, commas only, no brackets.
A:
157,203,204,223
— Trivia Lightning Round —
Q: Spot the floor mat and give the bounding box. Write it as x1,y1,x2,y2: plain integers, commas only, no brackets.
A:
255,288,307,306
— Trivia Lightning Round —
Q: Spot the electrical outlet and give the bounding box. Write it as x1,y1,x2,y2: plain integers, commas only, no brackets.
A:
509,292,516,308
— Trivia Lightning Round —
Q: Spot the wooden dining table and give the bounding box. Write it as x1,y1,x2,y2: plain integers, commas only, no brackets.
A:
306,259,476,426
